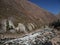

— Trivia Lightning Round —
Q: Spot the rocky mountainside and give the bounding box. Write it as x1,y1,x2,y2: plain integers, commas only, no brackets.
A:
0,0,57,28
0,0,60,45
56,13,60,19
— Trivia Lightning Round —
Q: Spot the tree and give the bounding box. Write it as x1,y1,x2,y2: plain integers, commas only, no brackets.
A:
49,19,60,29
6,20,10,31
10,26,13,29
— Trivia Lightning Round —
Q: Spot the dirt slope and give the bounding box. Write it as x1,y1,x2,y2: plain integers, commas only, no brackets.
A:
0,0,57,27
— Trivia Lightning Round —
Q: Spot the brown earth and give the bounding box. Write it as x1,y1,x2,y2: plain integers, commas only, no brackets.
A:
0,0,57,28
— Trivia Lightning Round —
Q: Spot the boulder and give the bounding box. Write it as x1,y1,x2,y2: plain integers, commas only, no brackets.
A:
15,23,27,33
26,23,35,31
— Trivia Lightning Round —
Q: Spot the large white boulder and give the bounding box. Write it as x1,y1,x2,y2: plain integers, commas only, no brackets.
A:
8,20,15,29
1,19,7,32
15,23,27,33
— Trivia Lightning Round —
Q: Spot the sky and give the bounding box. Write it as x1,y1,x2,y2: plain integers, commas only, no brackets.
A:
28,0,60,14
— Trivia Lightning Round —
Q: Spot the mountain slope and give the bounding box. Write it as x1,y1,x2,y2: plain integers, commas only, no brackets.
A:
0,0,57,28
56,13,60,19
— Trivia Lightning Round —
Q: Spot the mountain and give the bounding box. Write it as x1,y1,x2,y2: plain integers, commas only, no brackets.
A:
0,1,60,44
0,0,57,28
56,13,60,19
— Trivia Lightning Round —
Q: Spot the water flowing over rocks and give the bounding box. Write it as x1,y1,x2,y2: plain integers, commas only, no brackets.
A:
3,28,56,45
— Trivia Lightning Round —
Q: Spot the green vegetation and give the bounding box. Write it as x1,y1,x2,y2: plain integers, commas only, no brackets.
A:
6,20,10,31
49,19,60,29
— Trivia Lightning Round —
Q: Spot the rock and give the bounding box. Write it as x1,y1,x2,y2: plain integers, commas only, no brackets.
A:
43,41,52,45
26,23,35,31
8,20,15,29
1,19,15,33
9,29,16,33
4,28,56,45
15,23,27,33
1,19,7,32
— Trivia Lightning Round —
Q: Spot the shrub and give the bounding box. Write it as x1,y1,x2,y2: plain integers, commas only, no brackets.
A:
49,19,60,29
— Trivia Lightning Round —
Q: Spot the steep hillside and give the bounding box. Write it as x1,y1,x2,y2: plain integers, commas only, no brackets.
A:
0,0,57,28
56,13,60,19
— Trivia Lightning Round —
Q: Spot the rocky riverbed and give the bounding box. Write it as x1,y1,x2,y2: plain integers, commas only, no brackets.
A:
0,28,57,45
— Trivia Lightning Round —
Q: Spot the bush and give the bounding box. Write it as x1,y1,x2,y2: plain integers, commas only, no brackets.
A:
6,20,10,31
49,19,60,29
